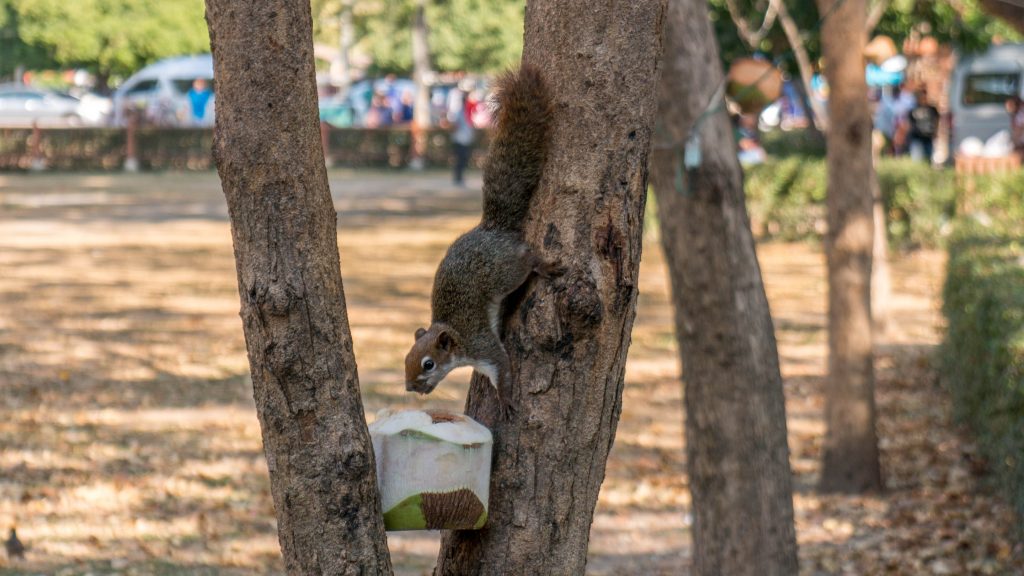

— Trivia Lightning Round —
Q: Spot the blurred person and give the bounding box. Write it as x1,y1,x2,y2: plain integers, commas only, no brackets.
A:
907,89,939,163
1007,96,1024,155
396,90,415,124
448,82,477,186
187,78,213,126
366,92,394,128
891,83,916,155
734,113,766,165
873,88,897,155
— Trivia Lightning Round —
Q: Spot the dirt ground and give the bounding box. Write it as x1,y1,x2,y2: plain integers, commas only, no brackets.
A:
0,171,1020,575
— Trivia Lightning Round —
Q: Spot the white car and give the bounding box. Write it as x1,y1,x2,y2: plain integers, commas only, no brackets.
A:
0,84,111,127
111,54,214,127
948,43,1024,155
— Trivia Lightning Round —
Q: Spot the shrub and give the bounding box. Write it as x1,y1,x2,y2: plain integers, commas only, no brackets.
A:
744,157,958,249
942,218,1024,529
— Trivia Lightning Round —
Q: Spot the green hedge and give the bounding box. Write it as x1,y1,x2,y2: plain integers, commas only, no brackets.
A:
744,158,959,248
942,216,1024,528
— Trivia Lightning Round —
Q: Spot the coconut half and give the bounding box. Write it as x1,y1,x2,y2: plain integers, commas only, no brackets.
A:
369,408,493,531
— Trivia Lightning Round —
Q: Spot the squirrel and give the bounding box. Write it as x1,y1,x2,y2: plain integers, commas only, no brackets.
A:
405,65,553,420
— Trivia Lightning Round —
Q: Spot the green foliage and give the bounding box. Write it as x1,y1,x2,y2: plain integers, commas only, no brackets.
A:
942,206,1024,529
428,0,524,73
874,0,1022,54
744,156,827,241
875,159,958,248
761,129,825,158
708,0,1021,77
743,157,958,248
8,0,209,82
314,0,523,74
0,0,54,78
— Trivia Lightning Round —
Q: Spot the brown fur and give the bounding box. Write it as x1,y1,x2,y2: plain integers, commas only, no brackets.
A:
404,66,553,420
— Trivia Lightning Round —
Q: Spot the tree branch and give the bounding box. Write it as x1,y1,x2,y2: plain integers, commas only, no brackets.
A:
865,0,890,34
724,0,779,48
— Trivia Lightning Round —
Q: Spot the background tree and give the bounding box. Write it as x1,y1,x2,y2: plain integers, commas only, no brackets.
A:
650,0,799,573
326,0,525,74
815,0,883,493
409,0,431,169
434,0,667,573
9,0,208,89
204,0,392,572
0,1,53,80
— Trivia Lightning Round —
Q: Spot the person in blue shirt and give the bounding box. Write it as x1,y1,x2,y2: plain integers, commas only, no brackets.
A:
187,78,213,125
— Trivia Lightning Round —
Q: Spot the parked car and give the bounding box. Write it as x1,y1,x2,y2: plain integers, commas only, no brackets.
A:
111,54,214,127
948,43,1024,155
0,84,111,127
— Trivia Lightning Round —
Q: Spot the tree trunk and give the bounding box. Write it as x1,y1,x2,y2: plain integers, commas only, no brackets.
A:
651,1,799,574
815,0,883,493
773,0,829,133
204,1,393,573
434,1,668,573
410,0,432,168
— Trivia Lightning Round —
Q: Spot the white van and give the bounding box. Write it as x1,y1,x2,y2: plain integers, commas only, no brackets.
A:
111,54,214,127
948,43,1023,154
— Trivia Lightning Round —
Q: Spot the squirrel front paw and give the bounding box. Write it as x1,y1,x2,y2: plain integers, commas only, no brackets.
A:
534,258,566,280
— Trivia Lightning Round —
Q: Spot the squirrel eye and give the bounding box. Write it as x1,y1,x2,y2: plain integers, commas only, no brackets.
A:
422,358,435,371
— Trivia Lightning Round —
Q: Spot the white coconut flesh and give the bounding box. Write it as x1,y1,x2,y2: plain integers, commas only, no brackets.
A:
369,408,493,531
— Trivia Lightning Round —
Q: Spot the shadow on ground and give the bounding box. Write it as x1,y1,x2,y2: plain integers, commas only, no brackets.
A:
0,171,1019,575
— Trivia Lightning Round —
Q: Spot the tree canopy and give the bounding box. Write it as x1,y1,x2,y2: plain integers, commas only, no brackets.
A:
2,0,1020,85
312,0,524,74
2,0,209,84
708,0,1021,78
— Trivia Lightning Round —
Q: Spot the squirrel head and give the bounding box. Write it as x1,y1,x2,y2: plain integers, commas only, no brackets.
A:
405,324,460,394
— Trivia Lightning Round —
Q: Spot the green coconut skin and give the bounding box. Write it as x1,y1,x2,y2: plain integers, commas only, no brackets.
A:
382,493,489,531
472,509,488,530
383,494,428,530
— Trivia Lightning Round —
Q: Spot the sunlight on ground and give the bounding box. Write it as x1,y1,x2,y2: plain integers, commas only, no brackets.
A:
0,172,1019,575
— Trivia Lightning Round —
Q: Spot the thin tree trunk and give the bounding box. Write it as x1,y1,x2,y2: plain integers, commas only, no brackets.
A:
773,0,829,133
870,158,891,336
865,0,890,33
651,1,799,574
204,1,393,572
815,0,883,493
723,0,779,47
410,0,431,168
337,0,355,94
434,1,668,573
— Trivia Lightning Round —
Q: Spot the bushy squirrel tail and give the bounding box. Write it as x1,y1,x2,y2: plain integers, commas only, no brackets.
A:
480,64,552,233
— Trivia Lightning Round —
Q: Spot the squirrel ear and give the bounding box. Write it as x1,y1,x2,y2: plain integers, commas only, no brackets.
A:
437,330,453,351
415,327,427,340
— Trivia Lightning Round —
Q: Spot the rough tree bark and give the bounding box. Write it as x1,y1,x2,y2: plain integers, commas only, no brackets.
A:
204,1,393,573
815,0,883,493
434,1,668,573
651,0,799,574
